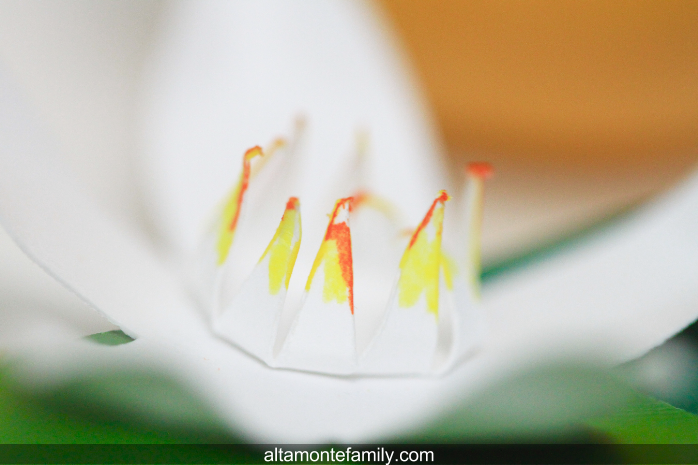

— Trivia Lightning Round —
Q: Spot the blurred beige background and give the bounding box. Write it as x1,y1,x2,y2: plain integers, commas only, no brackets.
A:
380,0,698,261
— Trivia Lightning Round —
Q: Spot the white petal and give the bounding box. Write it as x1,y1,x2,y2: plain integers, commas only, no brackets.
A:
0,70,462,442
484,172,698,363
0,71,192,342
0,226,116,350
140,0,448,257
0,1,160,221
139,0,452,366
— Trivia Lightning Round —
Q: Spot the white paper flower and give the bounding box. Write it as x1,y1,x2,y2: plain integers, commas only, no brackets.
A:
0,0,698,442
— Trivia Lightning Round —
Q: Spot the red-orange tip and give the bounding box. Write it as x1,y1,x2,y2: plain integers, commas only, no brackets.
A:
244,145,264,160
466,162,493,179
436,190,451,203
336,196,354,212
285,197,300,210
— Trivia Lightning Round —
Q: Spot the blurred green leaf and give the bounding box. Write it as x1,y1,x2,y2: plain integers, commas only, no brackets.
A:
3,358,632,445
396,363,632,443
588,393,698,444
0,362,262,461
5,352,698,447
0,367,184,443
26,370,232,439
0,362,235,444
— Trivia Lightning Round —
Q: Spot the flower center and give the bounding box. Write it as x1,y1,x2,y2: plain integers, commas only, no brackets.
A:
205,130,491,377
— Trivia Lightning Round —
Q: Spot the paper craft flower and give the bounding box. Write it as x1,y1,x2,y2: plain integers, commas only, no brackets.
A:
1,0,698,442
202,135,490,377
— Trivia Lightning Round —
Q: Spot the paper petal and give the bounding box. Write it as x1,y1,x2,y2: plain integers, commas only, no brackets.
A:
140,0,448,257
0,226,117,350
446,166,492,360
484,172,698,363
0,71,193,342
276,198,356,375
362,192,451,374
349,196,406,354
213,197,301,363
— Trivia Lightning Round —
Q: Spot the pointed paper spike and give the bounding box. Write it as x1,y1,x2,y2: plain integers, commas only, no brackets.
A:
360,191,451,375
197,131,302,318
216,145,264,265
440,163,493,366
305,197,354,313
347,191,406,355
213,197,302,363
398,190,450,316
211,121,311,321
276,197,356,375
464,162,493,298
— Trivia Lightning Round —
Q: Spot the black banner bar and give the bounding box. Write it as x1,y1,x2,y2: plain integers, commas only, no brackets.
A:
0,444,697,464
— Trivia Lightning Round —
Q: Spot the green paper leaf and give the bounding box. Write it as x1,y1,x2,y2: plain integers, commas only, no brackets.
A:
0,362,234,444
6,352,698,447
588,393,698,444
85,330,134,346
395,363,633,443
0,360,264,465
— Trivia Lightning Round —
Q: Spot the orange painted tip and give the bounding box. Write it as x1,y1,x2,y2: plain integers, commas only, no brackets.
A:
436,190,451,203
466,162,494,179
326,196,353,223
244,145,264,161
285,197,300,210
408,191,450,249
335,197,354,213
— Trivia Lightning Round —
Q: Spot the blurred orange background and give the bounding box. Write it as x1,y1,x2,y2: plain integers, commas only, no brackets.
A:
380,0,698,262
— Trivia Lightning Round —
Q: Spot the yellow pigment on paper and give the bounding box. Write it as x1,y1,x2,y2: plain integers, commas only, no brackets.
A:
261,197,301,295
397,191,449,316
217,146,263,265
